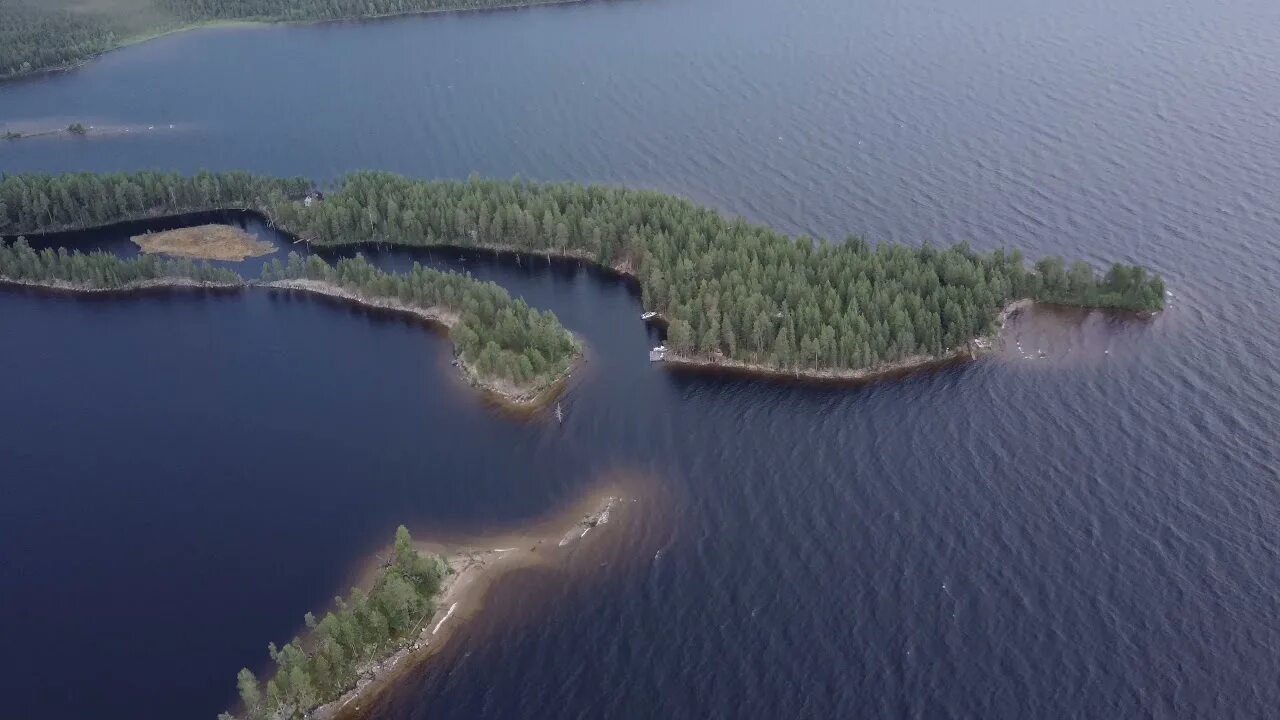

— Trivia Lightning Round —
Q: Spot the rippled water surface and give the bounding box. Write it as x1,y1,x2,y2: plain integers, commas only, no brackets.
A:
3,0,1280,717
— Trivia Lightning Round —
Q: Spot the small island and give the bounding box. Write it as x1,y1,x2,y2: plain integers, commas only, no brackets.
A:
133,224,276,261
220,495,621,720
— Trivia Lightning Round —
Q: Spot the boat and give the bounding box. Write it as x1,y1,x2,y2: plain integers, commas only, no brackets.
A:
641,311,658,321
649,345,667,362
554,402,564,423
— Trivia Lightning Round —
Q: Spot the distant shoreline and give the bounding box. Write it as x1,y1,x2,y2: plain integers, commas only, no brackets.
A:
0,0,592,83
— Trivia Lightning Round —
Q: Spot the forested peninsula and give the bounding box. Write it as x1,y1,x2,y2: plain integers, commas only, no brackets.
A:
219,492,621,720
262,252,578,403
221,526,449,720
0,237,579,403
0,0,585,80
1,170,1165,380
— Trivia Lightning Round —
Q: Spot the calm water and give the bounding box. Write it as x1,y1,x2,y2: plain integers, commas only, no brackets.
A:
3,0,1280,717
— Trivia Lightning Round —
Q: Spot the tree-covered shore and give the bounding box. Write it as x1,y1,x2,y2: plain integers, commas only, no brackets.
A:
0,236,241,288
0,237,578,399
1,170,1165,377
220,526,448,720
0,0,584,80
262,252,578,398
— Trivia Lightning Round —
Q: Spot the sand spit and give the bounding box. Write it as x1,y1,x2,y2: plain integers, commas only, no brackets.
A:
984,298,1161,366
313,491,626,720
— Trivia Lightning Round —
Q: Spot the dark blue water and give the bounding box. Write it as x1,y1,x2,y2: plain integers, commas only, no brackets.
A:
4,0,1280,717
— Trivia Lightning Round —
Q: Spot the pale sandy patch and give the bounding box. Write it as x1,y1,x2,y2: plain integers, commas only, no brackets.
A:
132,224,275,261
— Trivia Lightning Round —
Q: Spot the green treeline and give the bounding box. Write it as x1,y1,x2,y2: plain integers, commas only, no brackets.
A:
0,0,575,79
266,172,1166,369
262,252,578,387
1,1,143,79
0,237,240,287
0,231,578,389
220,526,448,720
155,0,570,22
0,171,309,232
2,170,1165,373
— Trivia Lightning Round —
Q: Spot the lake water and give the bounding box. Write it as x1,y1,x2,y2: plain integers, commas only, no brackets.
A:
3,0,1280,717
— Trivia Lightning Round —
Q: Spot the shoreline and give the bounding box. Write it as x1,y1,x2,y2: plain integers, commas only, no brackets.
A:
660,299,1036,386
0,21,262,85
5,208,1158,393
662,348,972,386
0,206,284,241
0,274,577,408
311,492,625,720
260,279,580,408
0,1,591,84
0,276,244,294
0,227,1070,392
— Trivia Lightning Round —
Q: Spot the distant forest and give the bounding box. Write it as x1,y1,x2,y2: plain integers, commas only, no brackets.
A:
1,170,1166,374
0,0,572,78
